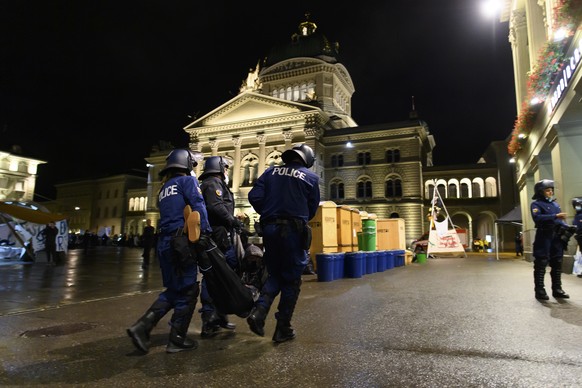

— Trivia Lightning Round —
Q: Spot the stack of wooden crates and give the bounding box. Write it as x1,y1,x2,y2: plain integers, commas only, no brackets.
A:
308,201,407,269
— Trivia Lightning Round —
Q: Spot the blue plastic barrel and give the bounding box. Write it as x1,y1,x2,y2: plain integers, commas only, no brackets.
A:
334,252,345,279
385,251,395,270
316,253,335,282
377,250,387,272
365,251,377,274
394,250,405,267
345,251,364,278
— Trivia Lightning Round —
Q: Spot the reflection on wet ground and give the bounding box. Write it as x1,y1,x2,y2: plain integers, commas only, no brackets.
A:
0,246,162,315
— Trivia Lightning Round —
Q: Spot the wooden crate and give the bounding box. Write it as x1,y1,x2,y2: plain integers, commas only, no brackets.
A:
376,218,406,250
337,205,352,251
308,201,338,257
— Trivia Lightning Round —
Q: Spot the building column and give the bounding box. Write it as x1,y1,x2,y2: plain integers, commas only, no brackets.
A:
232,136,242,194
282,130,293,150
510,9,529,110
189,132,202,177
257,133,266,175
525,0,547,70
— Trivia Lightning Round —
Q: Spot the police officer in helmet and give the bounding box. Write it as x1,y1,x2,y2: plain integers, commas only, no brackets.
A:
530,179,570,300
127,148,212,353
198,155,241,337
247,143,320,343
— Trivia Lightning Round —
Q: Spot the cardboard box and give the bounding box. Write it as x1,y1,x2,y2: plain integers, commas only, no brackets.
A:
376,218,406,250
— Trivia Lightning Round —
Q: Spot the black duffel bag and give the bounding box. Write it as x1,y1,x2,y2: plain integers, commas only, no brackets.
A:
194,234,254,318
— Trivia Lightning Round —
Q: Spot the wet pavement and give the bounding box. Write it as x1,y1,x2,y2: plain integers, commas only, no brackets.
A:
1,247,582,387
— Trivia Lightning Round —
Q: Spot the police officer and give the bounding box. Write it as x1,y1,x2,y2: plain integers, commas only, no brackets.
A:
127,149,212,353
530,179,569,300
247,144,320,343
198,155,241,337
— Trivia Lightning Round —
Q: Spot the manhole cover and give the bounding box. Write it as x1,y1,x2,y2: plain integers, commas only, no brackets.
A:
20,322,97,338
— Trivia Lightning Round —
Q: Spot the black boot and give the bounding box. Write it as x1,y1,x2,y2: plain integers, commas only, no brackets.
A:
216,313,236,330
167,282,199,352
272,320,296,343
551,266,570,298
200,311,220,338
534,268,549,301
166,326,198,353
247,306,267,337
127,311,158,353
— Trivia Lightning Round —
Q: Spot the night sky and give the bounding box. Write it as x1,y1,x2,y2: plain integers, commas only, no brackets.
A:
1,1,516,201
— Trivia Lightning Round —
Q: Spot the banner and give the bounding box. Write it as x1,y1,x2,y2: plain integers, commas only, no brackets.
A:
427,229,465,255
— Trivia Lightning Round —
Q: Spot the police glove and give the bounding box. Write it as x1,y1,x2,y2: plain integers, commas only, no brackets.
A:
231,218,244,233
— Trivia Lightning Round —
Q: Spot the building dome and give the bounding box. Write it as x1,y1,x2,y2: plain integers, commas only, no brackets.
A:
263,14,340,67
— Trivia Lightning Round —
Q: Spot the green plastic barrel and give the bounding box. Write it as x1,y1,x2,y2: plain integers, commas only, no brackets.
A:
361,219,376,251
416,253,427,264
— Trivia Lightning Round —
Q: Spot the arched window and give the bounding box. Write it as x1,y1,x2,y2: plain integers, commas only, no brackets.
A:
437,184,446,199
330,180,345,200
385,149,401,163
460,183,469,198
241,154,259,187
293,85,300,101
426,184,435,198
357,179,373,199
472,178,484,198
385,178,402,198
485,177,497,197
266,151,283,168
448,183,457,198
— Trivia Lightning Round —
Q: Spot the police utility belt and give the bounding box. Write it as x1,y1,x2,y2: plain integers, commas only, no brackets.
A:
261,217,312,250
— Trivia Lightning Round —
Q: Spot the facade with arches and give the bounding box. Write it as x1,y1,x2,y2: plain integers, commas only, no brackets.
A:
47,16,519,251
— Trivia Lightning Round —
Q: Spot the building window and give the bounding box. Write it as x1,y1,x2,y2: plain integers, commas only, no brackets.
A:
330,181,345,200
385,149,400,163
460,183,469,198
112,206,117,217
357,152,371,165
448,183,457,198
472,182,481,198
385,178,402,198
357,179,372,199
331,154,344,167
241,154,259,187
437,184,446,199
485,177,497,197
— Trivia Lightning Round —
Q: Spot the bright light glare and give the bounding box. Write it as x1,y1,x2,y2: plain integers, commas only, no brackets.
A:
509,157,516,163
481,0,501,18
554,27,568,41
346,141,353,148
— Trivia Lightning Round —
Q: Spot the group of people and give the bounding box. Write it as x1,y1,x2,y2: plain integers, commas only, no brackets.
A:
127,143,320,354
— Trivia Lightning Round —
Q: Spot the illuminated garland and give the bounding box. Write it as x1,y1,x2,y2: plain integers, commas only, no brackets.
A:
507,0,582,155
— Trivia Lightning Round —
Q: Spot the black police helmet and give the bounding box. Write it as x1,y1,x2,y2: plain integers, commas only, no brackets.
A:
281,144,315,168
199,156,232,180
532,179,554,200
572,197,582,209
159,149,202,177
